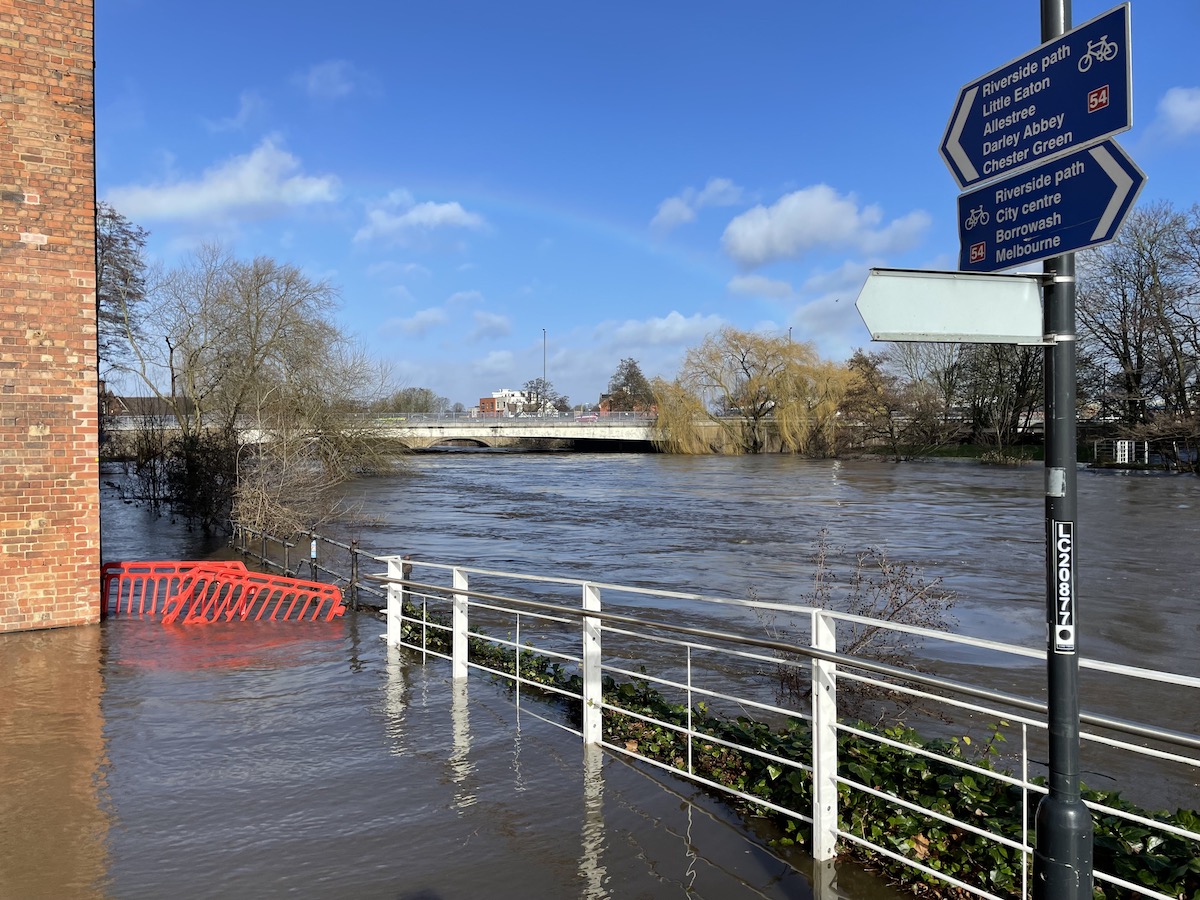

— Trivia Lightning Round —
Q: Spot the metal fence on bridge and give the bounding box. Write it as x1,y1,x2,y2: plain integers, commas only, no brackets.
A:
232,526,1200,899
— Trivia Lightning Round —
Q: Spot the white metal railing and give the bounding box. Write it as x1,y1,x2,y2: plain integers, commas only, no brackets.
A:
372,557,1200,900
1093,438,1151,465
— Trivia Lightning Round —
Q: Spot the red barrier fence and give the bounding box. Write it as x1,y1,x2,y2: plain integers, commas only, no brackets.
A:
101,561,346,623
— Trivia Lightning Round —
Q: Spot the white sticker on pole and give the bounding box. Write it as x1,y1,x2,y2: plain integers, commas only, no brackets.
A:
1052,521,1075,654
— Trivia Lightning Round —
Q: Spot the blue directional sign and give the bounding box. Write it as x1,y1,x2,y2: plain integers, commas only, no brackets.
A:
941,3,1131,189
957,139,1145,273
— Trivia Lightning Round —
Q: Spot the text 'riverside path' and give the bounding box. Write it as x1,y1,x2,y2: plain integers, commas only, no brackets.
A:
941,4,1131,189
957,140,1143,272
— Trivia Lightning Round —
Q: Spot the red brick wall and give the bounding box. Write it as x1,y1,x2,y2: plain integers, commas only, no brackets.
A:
0,0,99,631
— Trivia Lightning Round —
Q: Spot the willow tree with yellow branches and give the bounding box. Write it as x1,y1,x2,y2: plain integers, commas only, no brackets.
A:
651,327,850,454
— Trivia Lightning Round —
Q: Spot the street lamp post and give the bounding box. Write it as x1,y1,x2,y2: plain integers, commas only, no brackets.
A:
542,328,547,417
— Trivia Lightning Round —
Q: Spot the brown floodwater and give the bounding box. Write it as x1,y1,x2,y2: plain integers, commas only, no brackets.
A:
3,455,1196,897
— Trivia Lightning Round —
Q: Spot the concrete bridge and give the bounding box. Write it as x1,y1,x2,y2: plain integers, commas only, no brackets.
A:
374,414,658,450
104,413,661,451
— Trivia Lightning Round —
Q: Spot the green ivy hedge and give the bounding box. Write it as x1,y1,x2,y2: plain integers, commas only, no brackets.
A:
396,603,1200,898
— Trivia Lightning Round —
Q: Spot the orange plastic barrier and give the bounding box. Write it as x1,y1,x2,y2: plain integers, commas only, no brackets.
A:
164,568,346,624
101,560,247,617
101,560,346,623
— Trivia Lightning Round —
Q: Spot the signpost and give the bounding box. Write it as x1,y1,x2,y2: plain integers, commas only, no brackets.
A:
853,4,1147,896
940,3,1130,189
956,139,1145,272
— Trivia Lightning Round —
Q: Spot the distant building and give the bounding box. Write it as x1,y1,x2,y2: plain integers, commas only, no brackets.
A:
479,388,538,417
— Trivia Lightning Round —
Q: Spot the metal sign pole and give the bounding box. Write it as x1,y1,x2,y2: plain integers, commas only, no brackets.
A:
1035,3,1093,896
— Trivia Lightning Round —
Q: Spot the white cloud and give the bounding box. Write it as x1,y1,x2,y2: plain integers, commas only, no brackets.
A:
606,310,726,346
447,290,484,307
390,307,448,336
790,293,868,361
721,185,929,268
651,177,745,232
203,91,264,133
296,60,360,100
776,261,876,360
858,211,932,256
105,137,338,223
799,259,870,296
469,310,512,341
386,188,416,207
355,192,487,244
366,260,432,279
695,177,743,207
474,350,516,377
650,197,696,231
727,274,794,298
1156,86,1200,138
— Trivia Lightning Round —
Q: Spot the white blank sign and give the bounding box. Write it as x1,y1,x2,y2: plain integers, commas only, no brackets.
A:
855,267,1046,344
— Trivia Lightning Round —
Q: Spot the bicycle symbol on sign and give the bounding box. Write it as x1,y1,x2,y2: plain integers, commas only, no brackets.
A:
1078,34,1118,72
964,205,989,230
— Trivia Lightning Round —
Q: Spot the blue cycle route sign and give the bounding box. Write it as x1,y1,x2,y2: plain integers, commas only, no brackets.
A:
941,3,1131,189
956,139,1145,273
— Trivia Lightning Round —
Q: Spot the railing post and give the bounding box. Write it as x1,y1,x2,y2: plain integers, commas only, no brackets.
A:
308,532,318,581
811,610,839,861
581,582,602,745
385,556,405,647
452,567,469,681
349,540,360,610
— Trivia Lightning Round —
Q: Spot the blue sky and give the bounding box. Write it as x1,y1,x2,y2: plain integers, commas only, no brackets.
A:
96,1,1200,409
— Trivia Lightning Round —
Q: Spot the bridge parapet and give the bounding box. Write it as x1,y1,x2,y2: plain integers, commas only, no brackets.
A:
103,413,659,450
380,417,656,448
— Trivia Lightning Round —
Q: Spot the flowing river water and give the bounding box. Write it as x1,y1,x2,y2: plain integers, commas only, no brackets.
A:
2,453,1196,898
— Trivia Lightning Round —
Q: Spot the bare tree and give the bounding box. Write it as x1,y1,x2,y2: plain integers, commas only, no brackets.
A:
522,377,563,414
958,344,1042,454
841,349,907,458
884,342,968,442
95,201,149,371
1078,202,1195,425
234,341,397,536
761,529,956,717
109,243,398,530
375,387,450,415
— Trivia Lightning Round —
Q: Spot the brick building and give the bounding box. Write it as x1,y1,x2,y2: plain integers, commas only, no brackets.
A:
1,0,99,631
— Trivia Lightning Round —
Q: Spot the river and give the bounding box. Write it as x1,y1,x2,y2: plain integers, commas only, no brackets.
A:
1,453,1196,898
339,452,1199,680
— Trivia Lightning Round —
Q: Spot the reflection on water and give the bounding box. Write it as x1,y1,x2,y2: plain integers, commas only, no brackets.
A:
580,746,607,898
0,626,109,900
449,680,475,809
1,611,903,898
